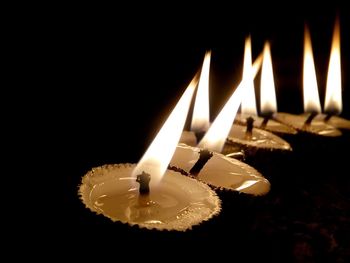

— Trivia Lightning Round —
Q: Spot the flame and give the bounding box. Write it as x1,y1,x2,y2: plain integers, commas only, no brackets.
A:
198,53,263,152
191,50,211,132
303,26,321,113
241,36,258,116
260,42,277,114
132,74,198,184
325,17,342,114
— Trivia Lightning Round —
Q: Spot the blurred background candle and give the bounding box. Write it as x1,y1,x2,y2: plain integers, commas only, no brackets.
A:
314,18,350,130
235,40,297,135
173,77,271,195
274,24,342,136
223,38,292,152
176,49,271,194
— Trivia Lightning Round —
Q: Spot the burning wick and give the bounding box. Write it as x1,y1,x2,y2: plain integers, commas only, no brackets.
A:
245,117,255,140
189,149,213,176
324,114,333,122
136,171,151,195
323,109,339,122
304,112,317,126
194,131,206,142
260,113,273,129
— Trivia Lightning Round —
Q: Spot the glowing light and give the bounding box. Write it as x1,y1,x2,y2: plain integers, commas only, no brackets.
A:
198,53,263,152
325,17,342,114
241,36,258,116
260,42,277,114
303,26,321,113
191,51,211,132
132,74,198,184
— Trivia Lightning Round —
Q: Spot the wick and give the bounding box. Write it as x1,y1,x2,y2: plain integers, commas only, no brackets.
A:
304,112,317,126
324,114,333,122
323,110,339,122
260,117,269,129
194,130,206,143
260,113,272,129
136,171,151,195
189,148,213,176
245,117,254,140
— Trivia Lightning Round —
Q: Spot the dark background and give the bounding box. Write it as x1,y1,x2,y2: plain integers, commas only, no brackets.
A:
25,3,350,261
48,3,350,160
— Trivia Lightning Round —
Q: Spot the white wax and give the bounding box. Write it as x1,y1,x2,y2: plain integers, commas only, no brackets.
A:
314,114,350,130
170,144,270,195
227,124,292,151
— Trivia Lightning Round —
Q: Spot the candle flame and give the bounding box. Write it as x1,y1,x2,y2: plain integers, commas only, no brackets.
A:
303,26,321,113
191,50,211,132
260,42,277,114
198,53,263,152
132,74,198,185
325,17,342,114
241,36,258,116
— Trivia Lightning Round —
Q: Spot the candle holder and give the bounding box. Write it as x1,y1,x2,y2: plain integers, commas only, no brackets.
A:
79,163,221,231
170,144,270,195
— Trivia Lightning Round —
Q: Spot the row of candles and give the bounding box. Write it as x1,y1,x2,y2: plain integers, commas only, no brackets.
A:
79,18,349,231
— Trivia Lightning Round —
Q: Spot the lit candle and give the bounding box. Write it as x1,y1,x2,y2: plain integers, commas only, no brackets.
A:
313,18,350,130
181,48,290,152
79,73,221,231
227,38,292,152
235,41,297,135
274,25,342,137
171,144,270,195
175,50,271,195
196,46,264,153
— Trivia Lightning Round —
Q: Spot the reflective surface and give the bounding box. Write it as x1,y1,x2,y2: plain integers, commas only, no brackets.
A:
79,164,221,231
314,114,350,130
227,124,292,150
170,144,270,195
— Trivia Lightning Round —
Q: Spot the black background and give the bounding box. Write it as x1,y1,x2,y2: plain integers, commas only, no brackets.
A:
24,3,350,261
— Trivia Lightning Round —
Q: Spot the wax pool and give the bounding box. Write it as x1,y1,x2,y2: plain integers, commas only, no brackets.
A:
170,144,270,195
79,163,221,231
